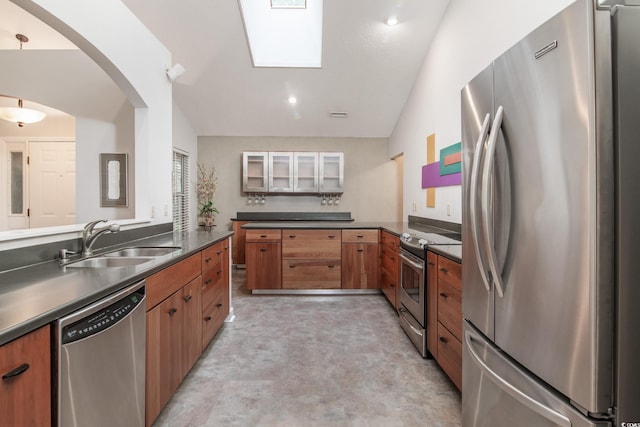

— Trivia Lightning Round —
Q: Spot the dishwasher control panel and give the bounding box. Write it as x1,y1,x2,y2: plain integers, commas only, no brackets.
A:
62,288,145,344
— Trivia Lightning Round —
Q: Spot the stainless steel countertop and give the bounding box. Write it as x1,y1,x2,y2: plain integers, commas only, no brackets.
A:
0,230,232,346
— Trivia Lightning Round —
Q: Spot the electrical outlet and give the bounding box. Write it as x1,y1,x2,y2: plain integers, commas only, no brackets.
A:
150,206,155,218
412,202,417,212
447,203,452,216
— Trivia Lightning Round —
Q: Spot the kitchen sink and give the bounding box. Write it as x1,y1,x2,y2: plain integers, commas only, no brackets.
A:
66,257,154,268
103,247,181,257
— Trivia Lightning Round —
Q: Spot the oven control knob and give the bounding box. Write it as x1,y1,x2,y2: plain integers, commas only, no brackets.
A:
401,233,412,241
418,239,428,248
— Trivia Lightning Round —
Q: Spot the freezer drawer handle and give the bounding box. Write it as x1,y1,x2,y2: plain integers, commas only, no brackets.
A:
464,330,571,427
2,363,30,380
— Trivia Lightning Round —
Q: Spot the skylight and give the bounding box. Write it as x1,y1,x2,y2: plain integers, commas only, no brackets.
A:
239,0,323,68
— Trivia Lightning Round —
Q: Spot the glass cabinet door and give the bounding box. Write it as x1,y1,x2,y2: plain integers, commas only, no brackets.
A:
242,152,268,192
268,152,293,192
319,152,344,193
293,152,318,192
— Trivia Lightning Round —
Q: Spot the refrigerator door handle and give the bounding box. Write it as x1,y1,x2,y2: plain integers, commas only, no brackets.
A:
481,105,506,298
469,112,492,293
464,329,572,427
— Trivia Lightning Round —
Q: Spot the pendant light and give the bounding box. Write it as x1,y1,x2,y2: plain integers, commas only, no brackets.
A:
0,34,47,127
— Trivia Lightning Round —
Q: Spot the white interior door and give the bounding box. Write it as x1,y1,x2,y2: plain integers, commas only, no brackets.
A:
29,141,76,228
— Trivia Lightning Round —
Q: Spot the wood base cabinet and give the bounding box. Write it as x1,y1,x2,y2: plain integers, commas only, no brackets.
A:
342,230,379,289
0,325,51,427
380,231,400,308
246,230,282,290
429,251,462,391
282,229,341,289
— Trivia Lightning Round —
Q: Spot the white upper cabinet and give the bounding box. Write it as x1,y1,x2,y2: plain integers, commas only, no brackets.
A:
319,152,344,193
242,152,268,192
268,152,294,192
242,151,343,194
293,152,319,193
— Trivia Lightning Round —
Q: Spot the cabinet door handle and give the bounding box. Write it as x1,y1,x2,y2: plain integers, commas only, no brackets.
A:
439,267,449,273
357,249,364,252
428,261,436,266
2,363,30,380
288,235,296,239
289,264,296,269
184,294,193,302
440,292,448,299
205,278,212,285
216,250,222,255
217,270,222,274
204,316,212,322
328,265,335,269
390,283,395,288
216,303,223,308
328,235,336,239
168,308,178,316
260,235,268,238
439,336,449,344
260,248,267,252
205,257,212,263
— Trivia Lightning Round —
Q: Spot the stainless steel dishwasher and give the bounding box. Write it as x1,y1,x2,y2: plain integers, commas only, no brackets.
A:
56,280,146,427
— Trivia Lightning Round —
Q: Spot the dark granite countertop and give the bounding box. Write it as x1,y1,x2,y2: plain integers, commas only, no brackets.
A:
0,230,232,346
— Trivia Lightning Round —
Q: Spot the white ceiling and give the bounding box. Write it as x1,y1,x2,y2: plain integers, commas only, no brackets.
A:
2,0,450,138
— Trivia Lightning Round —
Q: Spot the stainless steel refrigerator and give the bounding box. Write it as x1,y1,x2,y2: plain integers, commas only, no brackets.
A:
461,1,640,426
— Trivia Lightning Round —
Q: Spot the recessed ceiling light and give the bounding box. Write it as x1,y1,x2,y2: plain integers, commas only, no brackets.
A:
329,112,348,118
271,0,306,9
386,15,398,26
288,96,297,104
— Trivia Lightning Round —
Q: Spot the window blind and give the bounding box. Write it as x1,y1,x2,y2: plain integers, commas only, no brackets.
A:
172,150,190,232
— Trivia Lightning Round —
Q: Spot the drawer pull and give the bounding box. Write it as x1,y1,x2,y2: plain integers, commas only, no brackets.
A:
205,278,212,285
357,249,364,252
205,257,212,263
439,267,449,273
328,235,336,239
289,265,296,269
328,265,335,269
390,283,395,288
260,235,268,238
204,316,212,322
217,270,222,274
260,248,267,252
216,303,223,308
184,295,193,302
289,235,296,239
428,261,436,266
439,336,449,344
216,250,222,255
439,292,448,299
2,363,30,380
168,308,178,316
356,234,364,238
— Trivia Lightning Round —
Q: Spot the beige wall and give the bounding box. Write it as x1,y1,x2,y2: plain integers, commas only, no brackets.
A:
198,136,401,230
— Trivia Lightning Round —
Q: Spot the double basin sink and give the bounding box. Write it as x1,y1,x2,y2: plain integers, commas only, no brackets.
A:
65,247,181,269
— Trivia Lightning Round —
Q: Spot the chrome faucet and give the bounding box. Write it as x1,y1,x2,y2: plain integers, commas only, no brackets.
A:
82,220,120,256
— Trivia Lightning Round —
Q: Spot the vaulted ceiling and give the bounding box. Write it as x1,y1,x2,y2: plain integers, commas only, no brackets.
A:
2,0,450,137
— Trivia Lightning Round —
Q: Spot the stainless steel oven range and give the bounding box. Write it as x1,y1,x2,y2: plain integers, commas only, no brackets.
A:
398,228,460,358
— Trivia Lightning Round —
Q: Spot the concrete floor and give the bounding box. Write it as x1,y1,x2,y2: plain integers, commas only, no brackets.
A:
154,269,462,426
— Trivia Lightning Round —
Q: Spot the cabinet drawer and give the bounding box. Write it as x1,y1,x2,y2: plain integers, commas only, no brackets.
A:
437,279,462,341
342,229,379,243
282,229,341,258
380,247,399,276
202,263,224,308
146,253,201,311
437,322,462,390
246,229,282,242
380,231,399,250
202,241,224,272
282,259,341,289
202,292,228,349
438,256,462,291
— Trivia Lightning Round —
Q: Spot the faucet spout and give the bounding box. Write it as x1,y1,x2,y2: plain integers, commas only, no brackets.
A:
82,220,120,256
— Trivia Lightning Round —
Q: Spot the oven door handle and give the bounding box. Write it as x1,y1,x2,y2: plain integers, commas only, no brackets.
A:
399,308,424,337
399,253,424,270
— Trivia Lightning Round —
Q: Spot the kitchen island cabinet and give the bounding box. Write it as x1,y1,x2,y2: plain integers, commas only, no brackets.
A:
282,229,341,289
246,230,282,290
0,325,51,427
341,230,379,289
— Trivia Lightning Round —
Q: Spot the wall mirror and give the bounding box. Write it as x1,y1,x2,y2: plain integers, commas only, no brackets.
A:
0,0,135,236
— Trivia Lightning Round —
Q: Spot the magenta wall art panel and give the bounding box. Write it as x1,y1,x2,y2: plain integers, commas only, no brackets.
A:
421,141,462,189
